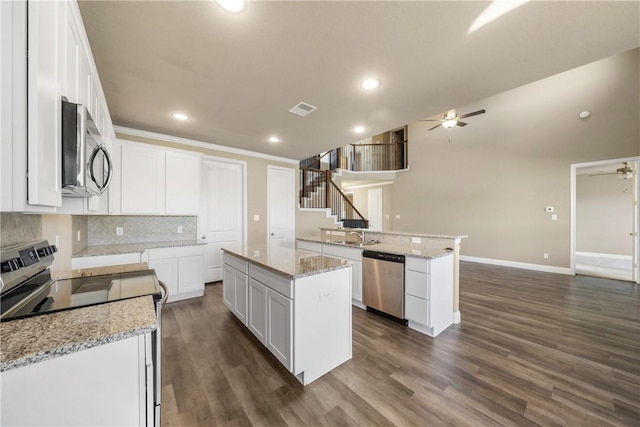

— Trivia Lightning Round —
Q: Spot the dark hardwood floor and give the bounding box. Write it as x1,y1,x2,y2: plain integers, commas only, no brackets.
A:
161,262,640,426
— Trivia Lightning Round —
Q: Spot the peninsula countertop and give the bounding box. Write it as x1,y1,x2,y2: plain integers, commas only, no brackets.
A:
297,237,455,260
222,244,351,280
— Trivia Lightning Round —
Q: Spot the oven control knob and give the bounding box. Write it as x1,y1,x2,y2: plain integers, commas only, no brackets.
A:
1,258,24,272
37,248,49,257
49,245,58,253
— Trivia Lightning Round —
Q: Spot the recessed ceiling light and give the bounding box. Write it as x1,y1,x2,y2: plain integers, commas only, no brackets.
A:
217,0,245,13
354,126,365,134
361,78,381,90
171,113,189,121
268,136,280,143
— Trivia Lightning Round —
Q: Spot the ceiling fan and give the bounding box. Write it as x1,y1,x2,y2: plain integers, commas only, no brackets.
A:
588,162,634,179
421,109,486,131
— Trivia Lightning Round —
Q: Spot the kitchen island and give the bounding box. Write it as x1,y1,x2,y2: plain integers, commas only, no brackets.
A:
222,244,352,386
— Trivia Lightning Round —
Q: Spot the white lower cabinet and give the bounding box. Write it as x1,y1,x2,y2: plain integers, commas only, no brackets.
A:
248,278,267,343
147,245,205,303
223,251,351,385
320,244,364,307
265,287,293,371
404,255,454,337
223,261,248,325
1,334,153,427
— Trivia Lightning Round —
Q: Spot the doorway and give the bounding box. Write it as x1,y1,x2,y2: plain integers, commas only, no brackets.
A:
571,157,639,283
267,165,295,247
367,188,383,231
199,158,247,283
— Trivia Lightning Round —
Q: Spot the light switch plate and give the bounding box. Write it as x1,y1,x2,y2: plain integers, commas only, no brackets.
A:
551,214,558,221
177,226,183,233
253,214,260,221
116,227,123,236
395,214,401,219
412,237,421,244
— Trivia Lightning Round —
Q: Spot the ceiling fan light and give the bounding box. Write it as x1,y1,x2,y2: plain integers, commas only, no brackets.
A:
442,119,457,129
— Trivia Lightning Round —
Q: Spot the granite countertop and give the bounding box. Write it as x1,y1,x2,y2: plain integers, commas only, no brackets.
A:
73,240,205,258
318,228,468,240
0,296,158,372
222,244,351,280
297,237,455,259
51,262,149,280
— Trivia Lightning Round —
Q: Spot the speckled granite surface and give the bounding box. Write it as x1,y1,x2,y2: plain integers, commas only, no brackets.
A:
319,227,468,240
297,237,454,260
51,263,150,280
73,240,205,257
0,296,158,372
222,245,350,279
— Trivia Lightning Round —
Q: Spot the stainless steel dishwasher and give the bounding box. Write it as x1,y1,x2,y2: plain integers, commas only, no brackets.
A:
362,250,407,324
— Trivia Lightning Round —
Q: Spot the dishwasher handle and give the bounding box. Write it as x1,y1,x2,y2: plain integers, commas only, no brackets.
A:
362,250,405,263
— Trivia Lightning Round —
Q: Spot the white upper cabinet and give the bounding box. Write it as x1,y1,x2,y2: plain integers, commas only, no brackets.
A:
1,0,116,213
165,151,200,215
120,142,166,214
117,140,201,215
27,0,65,208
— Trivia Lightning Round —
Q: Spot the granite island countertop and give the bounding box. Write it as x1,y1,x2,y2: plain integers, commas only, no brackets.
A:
0,296,158,372
73,240,205,258
222,244,351,280
297,237,455,259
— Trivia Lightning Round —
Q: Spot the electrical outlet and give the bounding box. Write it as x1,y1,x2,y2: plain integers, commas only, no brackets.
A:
177,226,183,234
543,253,549,259
253,214,260,221
116,227,123,236
551,214,558,221
395,214,401,219
412,237,421,244
253,250,260,257
76,230,81,241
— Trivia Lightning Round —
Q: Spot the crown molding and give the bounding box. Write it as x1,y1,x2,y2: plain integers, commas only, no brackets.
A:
114,126,299,165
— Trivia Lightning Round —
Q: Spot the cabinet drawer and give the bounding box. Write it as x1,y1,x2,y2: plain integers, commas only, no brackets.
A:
322,244,362,261
406,256,429,274
249,265,293,299
405,269,429,299
405,294,429,325
71,253,141,269
223,252,248,274
147,245,204,261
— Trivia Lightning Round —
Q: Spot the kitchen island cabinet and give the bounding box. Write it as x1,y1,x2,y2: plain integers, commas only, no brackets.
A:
222,246,352,385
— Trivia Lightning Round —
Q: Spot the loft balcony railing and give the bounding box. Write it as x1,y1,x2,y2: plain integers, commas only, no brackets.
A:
300,141,408,173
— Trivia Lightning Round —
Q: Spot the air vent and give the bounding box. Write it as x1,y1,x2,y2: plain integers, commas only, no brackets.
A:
289,101,317,117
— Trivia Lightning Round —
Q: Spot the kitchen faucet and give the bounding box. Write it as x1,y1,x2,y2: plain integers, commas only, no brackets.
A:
350,230,365,243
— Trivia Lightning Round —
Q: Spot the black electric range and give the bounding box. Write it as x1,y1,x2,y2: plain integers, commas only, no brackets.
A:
0,240,163,321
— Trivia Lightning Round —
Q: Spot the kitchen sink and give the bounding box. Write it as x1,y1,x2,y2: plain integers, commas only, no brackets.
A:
332,239,381,247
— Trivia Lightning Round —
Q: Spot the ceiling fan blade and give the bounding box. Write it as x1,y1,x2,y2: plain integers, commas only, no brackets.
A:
458,109,486,119
456,121,468,127
428,123,442,131
588,173,619,177
419,119,440,122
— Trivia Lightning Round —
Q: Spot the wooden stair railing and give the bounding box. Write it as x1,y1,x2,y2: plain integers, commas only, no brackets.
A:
299,168,368,228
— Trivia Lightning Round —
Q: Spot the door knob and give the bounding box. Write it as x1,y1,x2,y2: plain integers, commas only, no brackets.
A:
201,236,206,240
270,233,275,236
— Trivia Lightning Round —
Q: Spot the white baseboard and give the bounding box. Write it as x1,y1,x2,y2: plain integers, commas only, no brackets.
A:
453,311,461,324
576,251,632,260
460,255,573,275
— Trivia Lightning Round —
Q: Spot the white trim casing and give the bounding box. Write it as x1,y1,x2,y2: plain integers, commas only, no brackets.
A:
576,251,633,261
460,255,573,275
115,126,298,165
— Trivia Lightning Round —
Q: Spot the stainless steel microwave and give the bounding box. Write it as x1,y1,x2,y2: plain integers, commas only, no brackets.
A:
61,99,113,197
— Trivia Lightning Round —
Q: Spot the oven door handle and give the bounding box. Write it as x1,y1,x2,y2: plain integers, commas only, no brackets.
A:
158,280,169,306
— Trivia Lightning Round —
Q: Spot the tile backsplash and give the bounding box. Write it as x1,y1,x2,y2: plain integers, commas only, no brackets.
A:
0,213,42,247
87,215,197,245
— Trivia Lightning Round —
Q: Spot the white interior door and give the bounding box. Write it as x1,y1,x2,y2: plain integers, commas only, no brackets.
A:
367,188,383,231
267,166,295,247
200,158,246,283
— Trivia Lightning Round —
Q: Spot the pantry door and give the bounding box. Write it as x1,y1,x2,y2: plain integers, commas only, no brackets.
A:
200,158,246,282
267,166,295,247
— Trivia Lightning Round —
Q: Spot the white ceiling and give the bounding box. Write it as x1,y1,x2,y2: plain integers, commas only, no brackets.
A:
78,1,639,161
